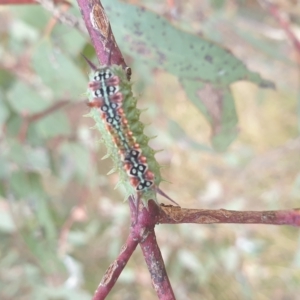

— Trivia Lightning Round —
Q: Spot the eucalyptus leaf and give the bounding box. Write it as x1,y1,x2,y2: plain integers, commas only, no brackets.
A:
103,0,274,88
51,24,87,57
34,111,71,139
7,81,50,114
0,94,9,127
10,171,45,199
168,119,213,152
0,207,16,233
32,40,86,100
12,6,50,29
35,197,56,242
102,0,274,150
59,142,90,182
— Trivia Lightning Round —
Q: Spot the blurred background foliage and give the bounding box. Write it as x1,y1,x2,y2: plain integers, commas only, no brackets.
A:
0,0,300,299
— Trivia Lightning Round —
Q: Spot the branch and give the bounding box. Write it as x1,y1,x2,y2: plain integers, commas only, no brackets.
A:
0,0,69,4
93,199,176,299
18,100,70,142
76,0,127,67
133,201,176,300
93,234,138,300
27,100,70,122
36,0,87,34
158,205,300,226
0,0,37,3
259,0,300,59
139,229,176,300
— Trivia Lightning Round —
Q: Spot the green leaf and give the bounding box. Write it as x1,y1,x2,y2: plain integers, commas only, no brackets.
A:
5,114,22,137
12,6,50,29
25,147,50,172
102,0,274,150
35,197,57,242
32,40,86,99
51,24,88,57
10,171,45,199
0,93,10,127
7,140,49,172
211,0,226,9
22,233,62,274
0,69,15,91
0,203,16,233
103,0,274,88
182,79,238,151
7,81,50,114
0,155,10,180
168,119,213,152
8,140,27,167
59,142,91,182
34,111,71,139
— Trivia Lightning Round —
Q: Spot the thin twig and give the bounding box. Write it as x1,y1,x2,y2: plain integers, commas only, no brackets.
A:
93,234,139,300
259,0,300,61
36,0,87,34
18,100,70,142
58,188,88,256
0,0,37,3
159,205,300,227
43,0,73,36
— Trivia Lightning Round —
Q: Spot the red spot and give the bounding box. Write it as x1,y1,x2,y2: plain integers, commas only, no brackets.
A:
123,162,132,171
140,156,147,163
105,124,112,131
87,100,103,108
130,177,139,188
88,81,101,90
106,76,120,86
145,170,154,180
113,136,121,145
111,93,123,103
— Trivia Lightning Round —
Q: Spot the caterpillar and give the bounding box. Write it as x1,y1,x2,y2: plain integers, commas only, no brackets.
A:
85,59,177,208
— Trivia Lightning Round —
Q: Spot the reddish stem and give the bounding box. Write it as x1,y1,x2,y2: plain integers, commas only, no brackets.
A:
18,100,69,142
93,199,176,300
133,201,176,300
28,100,69,122
93,234,139,300
158,206,300,227
76,0,127,67
139,229,176,300
0,0,37,3
166,0,175,9
265,2,300,59
0,0,68,4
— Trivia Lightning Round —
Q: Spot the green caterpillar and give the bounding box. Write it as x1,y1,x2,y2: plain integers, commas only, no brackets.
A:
86,63,176,208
